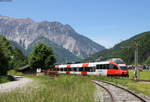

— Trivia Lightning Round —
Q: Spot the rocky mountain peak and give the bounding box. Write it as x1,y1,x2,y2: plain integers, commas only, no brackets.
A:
64,24,75,32
0,16,105,58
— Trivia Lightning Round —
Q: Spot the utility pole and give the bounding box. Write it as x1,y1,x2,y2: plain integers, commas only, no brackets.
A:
134,40,140,80
121,40,140,80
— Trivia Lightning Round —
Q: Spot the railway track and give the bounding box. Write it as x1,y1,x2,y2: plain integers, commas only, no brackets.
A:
92,80,148,102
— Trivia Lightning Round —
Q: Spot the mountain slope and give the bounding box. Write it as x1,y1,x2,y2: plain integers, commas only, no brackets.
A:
0,16,105,58
10,41,27,56
86,31,150,64
27,37,81,63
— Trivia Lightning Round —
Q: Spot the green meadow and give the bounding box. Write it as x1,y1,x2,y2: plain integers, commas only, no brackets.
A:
0,75,95,102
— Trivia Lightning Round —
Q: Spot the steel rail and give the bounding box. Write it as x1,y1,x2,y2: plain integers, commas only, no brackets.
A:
92,80,147,102
92,80,115,102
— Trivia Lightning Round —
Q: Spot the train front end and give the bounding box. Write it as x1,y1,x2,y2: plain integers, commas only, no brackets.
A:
118,64,129,77
110,58,129,77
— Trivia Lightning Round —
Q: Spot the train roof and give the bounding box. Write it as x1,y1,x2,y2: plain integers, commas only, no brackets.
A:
54,58,126,68
55,61,111,68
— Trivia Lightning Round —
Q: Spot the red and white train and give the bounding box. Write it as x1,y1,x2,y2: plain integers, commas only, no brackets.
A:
52,58,129,77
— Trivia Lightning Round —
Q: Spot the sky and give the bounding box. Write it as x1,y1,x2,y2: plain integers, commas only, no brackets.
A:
0,0,150,48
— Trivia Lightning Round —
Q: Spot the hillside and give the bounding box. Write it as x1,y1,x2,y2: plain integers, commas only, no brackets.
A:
0,16,105,59
86,31,150,64
27,37,81,63
11,37,80,63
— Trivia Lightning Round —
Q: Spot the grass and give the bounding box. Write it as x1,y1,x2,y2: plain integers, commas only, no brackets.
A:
1,70,150,102
0,75,95,102
129,70,150,80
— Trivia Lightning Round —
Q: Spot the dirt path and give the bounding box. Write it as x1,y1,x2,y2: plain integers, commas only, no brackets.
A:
0,76,33,93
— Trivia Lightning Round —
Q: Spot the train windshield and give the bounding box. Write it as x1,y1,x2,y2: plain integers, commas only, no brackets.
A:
120,66,127,70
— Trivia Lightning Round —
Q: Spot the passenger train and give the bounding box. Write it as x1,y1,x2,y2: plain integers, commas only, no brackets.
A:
50,58,129,77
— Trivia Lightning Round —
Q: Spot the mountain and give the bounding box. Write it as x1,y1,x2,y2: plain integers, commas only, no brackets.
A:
11,37,80,63
27,37,81,63
86,31,150,64
10,41,27,56
0,16,105,60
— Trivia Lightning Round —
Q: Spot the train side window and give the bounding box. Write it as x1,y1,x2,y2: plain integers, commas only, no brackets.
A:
107,64,110,69
89,67,95,72
75,68,77,71
64,68,67,71
76,68,79,71
73,68,77,71
60,68,63,71
83,67,87,72
102,64,105,69
69,68,72,71
113,65,118,70
109,64,114,69
105,64,108,69
109,64,118,70
101,64,105,69
77,67,80,71
79,67,83,71
67,68,69,71
100,65,102,69
85,67,88,71
102,64,109,69
85,67,91,71
96,65,102,69
99,65,101,69
96,65,99,69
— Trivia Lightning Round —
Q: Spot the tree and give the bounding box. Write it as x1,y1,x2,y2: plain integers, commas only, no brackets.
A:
0,48,9,75
11,48,28,70
0,36,13,75
144,56,150,64
0,35,28,75
28,43,56,70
